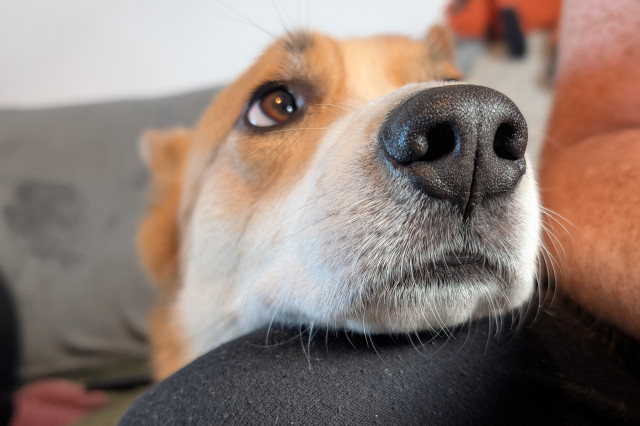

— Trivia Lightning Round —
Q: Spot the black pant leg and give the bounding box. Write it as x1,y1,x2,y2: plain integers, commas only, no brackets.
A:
121,299,640,425
0,269,19,425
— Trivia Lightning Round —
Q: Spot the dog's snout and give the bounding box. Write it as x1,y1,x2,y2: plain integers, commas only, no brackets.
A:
379,84,527,218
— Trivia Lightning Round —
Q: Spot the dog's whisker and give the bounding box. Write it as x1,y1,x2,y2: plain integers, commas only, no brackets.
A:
265,127,341,134
273,0,296,36
412,329,433,357
538,239,560,283
406,332,425,357
343,329,358,351
540,206,576,228
306,321,316,369
483,301,495,356
535,252,550,310
265,306,282,347
297,321,312,367
539,132,569,153
213,0,278,41
310,103,354,112
538,222,562,264
427,293,452,338
540,219,567,259
539,248,560,307
526,241,559,327
543,239,562,279
541,207,579,239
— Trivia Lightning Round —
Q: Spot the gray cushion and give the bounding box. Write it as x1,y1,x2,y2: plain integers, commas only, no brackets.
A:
0,88,218,378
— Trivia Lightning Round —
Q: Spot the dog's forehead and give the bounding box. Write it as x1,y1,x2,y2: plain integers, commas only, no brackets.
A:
226,31,434,104
337,35,433,101
282,32,435,102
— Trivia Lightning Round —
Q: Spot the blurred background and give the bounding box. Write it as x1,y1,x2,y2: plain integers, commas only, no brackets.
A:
0,0,557,160
0,0,559,424
1,0,449,108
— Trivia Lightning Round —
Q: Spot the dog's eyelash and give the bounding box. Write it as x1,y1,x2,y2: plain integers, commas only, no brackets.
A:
248,80,287,101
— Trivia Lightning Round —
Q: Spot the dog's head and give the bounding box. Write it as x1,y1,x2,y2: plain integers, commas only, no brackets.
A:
139,28,541,357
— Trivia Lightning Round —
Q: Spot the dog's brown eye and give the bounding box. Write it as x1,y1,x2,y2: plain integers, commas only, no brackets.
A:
246,88,297,127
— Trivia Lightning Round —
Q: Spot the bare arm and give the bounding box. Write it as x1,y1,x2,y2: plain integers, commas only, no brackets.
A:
544,0,640,154
540,0,640,338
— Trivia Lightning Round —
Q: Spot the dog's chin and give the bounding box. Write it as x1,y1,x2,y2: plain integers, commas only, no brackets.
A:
339,264,534,334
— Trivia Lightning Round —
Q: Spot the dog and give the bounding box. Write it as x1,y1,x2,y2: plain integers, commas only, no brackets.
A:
137,26,541,379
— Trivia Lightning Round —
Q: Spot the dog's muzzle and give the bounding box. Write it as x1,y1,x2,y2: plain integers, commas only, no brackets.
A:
379,84,528,219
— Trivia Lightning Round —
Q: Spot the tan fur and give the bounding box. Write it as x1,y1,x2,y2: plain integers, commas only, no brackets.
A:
424,25,460,78
138,129,192,379
148,304,189,380
137,28,538,379
138,128,191,292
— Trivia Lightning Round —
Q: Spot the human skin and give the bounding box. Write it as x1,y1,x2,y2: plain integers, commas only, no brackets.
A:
540,0,640,338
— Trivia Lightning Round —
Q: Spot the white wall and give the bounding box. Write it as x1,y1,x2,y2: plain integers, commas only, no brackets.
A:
0,0,447,108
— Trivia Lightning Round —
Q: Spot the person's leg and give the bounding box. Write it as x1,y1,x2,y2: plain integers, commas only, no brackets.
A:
540,0,640,338
121,300,640,425
0,270,19,424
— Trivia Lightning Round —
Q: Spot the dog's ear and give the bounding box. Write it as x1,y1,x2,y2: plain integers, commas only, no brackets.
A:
137,128,192,293
139,128,191,183
425,25,455,62
425,25,463,80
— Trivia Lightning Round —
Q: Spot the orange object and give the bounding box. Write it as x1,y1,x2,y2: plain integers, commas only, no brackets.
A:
447,0,561,39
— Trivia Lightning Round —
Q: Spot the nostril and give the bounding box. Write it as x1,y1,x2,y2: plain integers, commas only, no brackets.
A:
493,122,526,161
383,121,458,165
422,123,457,162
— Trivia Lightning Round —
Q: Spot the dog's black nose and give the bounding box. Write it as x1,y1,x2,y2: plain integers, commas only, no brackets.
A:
379,84,527,218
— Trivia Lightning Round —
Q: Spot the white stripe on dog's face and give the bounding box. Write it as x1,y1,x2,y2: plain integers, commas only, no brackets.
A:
171,32,540,359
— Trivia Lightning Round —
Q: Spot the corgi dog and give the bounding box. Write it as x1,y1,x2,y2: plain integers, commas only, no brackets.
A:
138,27,541,379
